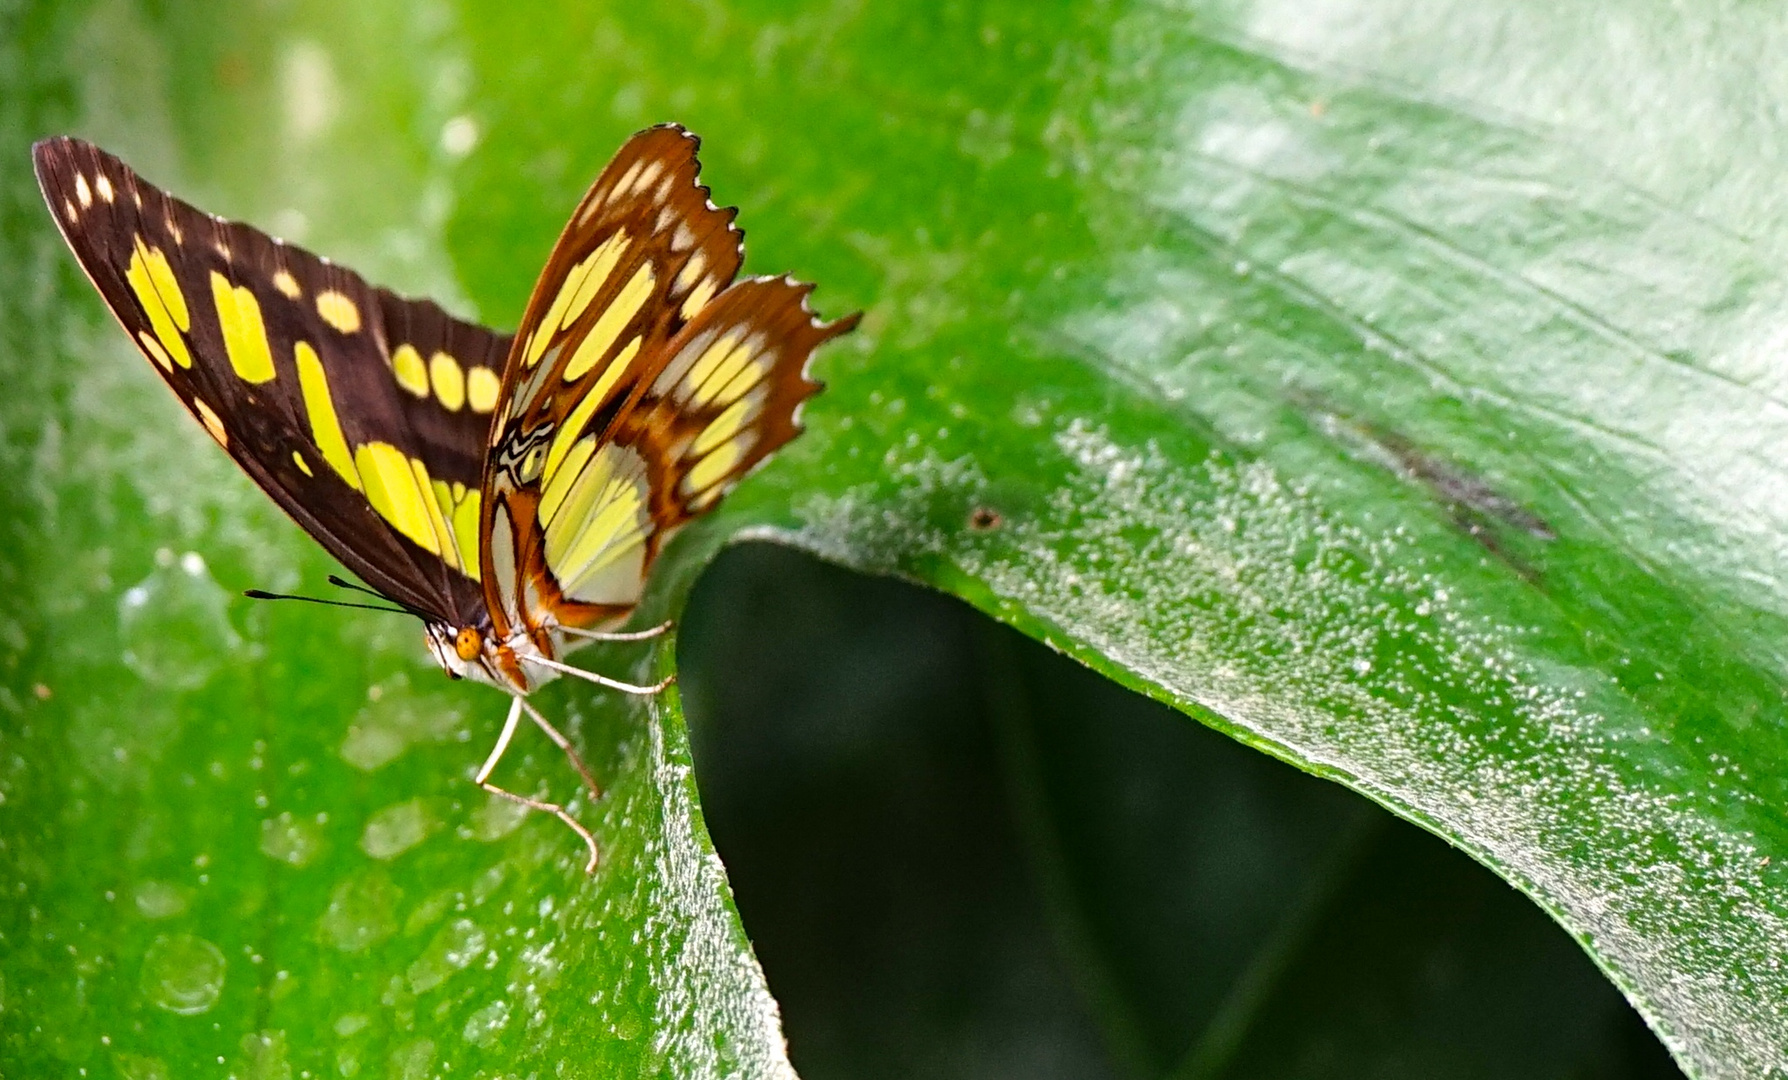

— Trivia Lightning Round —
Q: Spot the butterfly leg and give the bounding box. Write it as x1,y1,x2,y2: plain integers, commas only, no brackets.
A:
557,620,674,643
516,695,602,801
521,652,675,694
473,695,526,786
479,782,599,875
474,696,600,874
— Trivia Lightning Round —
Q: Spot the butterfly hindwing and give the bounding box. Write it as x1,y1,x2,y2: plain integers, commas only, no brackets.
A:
34,137,506,625
623,276,853,526
482,125,858,641
534,276,856,623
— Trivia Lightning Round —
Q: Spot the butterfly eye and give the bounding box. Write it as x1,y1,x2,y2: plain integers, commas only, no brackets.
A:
454,627,481,662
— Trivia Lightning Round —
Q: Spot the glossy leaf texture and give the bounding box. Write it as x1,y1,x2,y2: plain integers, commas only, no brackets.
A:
1,0,1783,1078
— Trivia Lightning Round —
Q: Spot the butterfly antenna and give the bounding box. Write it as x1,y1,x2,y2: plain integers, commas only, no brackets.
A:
326,574,430,619
244,589,413,615
328,574,391,600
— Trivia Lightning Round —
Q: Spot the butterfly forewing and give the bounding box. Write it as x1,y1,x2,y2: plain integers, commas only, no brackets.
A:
482,124,858,644
34,137,507,626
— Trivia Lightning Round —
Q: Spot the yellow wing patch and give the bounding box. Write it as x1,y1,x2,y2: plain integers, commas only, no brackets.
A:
346,447,476,580
684,435,752,496
209,271,276,384
356,442,454,563
193,397,228,448
315,290,362,334
587,337,642,411
540,442,651,606
294,345,484,579
562,263,655,382
680,279,717,321
691,393,763,458
542,336,641,482
466,366,500,413
390,345,484,418
433,481,482,579
523,230,631,368
125,237,192,369
392,344,429,397
295,341,361,490
430,351,465,411
539,436,596,525
561,234,631,331
137,331,175,372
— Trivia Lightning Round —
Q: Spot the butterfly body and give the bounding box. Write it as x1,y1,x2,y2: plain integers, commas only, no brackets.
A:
36,125,858,868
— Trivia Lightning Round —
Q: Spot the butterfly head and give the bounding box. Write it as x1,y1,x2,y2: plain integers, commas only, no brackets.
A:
424,620,548,694
454,626,481,662
425,621,476,678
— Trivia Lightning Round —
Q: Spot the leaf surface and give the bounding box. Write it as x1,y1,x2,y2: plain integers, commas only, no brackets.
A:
2,1,1782,1077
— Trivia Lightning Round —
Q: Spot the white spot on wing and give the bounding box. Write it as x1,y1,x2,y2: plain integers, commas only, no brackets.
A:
614,161,643,197
633,161,664,194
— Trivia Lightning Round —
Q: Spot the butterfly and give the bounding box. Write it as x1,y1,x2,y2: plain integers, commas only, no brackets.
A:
34,125,859,872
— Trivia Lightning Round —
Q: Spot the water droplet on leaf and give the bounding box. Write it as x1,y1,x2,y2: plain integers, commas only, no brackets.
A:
319,874,399,952
360,798,440,860
139,933,225,1014
118,554,240,690
260,811,324,867
133,880,190,920
406,918,486,994
461,998,510,1047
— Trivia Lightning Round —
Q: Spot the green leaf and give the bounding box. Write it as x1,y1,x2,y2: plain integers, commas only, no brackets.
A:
2,3,793,1077
0,0,1779,1077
